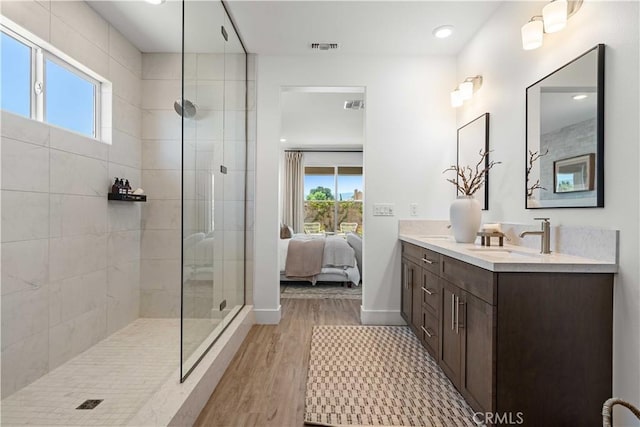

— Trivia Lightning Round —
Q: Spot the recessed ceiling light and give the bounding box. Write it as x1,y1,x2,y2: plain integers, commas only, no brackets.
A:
433,25,454,39
280,138,287,143
145,0,166,5
572,94,588,100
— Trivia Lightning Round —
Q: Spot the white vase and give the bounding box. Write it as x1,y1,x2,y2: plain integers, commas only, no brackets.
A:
450,196,481,243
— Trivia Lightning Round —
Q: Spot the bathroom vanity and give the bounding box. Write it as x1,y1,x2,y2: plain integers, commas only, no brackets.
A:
400,235,616,426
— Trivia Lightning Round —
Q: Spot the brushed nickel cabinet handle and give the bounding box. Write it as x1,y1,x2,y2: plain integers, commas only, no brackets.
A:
455,295,460,334
421,287,434,295
421,257,435,264
421,326,434,338
451,294,455,331
403,265,407,289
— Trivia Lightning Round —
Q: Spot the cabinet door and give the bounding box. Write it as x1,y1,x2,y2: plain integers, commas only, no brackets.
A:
461,290,495,413
440,280,461,388
400,258,412,323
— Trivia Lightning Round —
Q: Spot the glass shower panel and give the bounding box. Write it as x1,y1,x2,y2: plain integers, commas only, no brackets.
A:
221,14,247,328
181,0,226,380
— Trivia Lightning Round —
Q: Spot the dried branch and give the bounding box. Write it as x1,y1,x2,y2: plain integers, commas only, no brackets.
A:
443,149,501,196
526,148,549,197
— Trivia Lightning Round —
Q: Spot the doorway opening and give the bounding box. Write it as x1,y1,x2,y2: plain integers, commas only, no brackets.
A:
278,86,365,304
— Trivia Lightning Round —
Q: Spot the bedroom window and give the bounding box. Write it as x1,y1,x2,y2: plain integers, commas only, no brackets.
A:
304,166,363,234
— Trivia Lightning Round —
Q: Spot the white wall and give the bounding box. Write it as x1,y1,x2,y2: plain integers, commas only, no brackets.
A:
255,55,457,323
456,2,640,423
1,0,142,397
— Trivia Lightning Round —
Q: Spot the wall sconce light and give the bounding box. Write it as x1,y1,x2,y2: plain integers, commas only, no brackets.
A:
521,17,544,50
521,0,582,50
451,76,482,108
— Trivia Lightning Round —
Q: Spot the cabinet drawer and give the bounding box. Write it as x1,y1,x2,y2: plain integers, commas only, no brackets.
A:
421,270,440,316
421,309,439,359
441,255,495,305
402,243,441,275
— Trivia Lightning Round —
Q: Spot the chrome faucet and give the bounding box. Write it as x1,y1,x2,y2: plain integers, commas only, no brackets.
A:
519,218,551,254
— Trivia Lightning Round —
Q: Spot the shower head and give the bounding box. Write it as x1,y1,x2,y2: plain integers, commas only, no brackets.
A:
174,98,197,118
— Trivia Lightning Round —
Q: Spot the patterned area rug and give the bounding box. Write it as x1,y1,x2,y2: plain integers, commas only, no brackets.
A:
281,282,362,300
304,326,475,427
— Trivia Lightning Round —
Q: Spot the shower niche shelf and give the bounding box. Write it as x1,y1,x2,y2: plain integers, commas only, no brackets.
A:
108,193,147,202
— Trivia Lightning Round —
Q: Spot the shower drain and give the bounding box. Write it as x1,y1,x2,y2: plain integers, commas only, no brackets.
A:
76,399,103,410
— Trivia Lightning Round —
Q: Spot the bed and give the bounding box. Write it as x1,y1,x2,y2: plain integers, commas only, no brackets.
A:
279,233,362,287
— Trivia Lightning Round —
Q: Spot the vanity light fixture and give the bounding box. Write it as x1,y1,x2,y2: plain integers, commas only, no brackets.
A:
450,89,463,108
459,79,474,100
521,0,582,50
521,17,544,50
145,0,166,4
572,94,588,100
433,25,454,39
542,0,568,33
451,75,483,108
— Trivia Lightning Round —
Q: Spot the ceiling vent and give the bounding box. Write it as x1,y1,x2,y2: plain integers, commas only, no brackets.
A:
344,100,365,110
311,43,339,51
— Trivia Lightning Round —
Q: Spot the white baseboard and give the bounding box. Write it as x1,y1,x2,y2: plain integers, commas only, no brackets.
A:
253,305,281,324
360,307,406,325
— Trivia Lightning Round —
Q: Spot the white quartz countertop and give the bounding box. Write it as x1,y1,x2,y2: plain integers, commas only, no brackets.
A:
399,234,618,273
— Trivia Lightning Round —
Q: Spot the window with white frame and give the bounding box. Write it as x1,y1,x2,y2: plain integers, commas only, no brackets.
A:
1,24,103,140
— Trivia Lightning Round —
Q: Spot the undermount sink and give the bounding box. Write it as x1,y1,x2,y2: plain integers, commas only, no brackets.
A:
467,247,542,259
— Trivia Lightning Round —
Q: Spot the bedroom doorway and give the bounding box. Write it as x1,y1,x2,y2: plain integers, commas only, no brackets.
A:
279,86,365,304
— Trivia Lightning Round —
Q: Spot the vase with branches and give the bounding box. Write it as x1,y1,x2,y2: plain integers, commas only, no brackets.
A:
443,149,501,243
443,149,501,196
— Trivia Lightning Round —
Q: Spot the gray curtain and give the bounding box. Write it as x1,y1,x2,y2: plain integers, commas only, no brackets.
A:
283,151,304,232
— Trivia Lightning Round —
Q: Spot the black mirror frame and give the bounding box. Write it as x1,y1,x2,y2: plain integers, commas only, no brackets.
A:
457,112,490,210
525,43,605,209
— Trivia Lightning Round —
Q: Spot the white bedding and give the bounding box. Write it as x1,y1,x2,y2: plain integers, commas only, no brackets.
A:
279,235,361,286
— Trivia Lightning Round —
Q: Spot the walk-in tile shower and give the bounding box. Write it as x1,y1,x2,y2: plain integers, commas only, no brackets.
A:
0,0,248,424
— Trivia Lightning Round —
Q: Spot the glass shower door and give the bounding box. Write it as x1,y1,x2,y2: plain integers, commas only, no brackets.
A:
221,12,247,330
181,0,223,380
181,0,246,381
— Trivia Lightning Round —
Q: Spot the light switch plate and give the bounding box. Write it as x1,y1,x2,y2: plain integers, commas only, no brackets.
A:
373,203,395,216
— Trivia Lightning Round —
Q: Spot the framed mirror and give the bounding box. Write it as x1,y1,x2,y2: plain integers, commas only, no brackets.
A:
458,113,490,210
526,44,604,209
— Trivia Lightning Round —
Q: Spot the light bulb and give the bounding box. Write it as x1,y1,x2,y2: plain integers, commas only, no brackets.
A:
450,89,463,108
521,20,544,50
459,80,474,101
543,0,568,33
145,0,166,5
433,25,454,39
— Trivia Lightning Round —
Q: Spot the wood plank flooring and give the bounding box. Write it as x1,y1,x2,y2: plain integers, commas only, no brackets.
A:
194,298,361,427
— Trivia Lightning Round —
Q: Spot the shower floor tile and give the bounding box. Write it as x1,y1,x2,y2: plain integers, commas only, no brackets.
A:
1,318,220,426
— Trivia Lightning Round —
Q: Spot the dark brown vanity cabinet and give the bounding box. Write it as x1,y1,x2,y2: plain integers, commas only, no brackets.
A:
401,241,613,426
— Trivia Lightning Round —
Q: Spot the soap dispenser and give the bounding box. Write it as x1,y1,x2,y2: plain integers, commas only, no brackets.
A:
111,178,120,195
